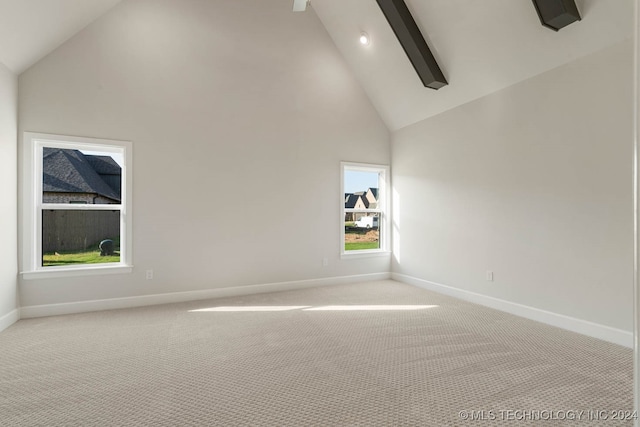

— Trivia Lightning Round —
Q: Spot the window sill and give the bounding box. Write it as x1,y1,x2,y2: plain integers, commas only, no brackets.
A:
21,264,133,280
341,250,391,259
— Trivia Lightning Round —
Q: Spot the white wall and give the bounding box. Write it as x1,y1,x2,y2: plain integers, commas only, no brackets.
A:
0,60,18,330
392,40,633,332
18,0,390,309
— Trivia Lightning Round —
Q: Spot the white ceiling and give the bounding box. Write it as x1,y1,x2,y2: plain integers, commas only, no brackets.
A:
312,0,634,130
0,0,123,74
0,0,634,131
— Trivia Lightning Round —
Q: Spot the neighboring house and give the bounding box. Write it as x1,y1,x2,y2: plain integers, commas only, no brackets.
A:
43,148,121,204
345,193,367,210
345,190,379,221
344,193,366,221
365,188,378,208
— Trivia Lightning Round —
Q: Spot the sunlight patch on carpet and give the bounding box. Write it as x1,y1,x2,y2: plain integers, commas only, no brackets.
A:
304,305,438,311
189,306,311,312
190,304,438,313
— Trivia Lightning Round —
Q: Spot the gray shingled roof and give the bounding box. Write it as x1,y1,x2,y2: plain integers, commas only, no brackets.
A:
85,155,121,175
345,194,364,209
43,148,121,202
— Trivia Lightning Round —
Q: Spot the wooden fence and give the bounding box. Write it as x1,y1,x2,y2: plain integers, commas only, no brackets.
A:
42,210,120,253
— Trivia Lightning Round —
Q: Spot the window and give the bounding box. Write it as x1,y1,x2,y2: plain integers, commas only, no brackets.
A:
341,162,389,256
22,132,133,278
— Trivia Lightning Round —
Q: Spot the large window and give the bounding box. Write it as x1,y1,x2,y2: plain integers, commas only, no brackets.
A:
22,132,132,278
341,162,389,256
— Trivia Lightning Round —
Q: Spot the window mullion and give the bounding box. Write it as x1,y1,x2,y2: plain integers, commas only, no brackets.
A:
42,203,123,211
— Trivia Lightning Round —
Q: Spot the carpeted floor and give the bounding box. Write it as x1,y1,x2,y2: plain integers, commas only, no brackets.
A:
0,280,633,426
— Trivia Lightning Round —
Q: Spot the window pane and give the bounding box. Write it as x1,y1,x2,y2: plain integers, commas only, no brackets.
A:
344,214,380,251
344,170,379,211
43,148,122,205
42,210,120,266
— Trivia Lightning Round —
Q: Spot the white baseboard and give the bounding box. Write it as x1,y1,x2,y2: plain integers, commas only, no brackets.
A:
392,273,633,349
19,272,392,319
0,309,20,333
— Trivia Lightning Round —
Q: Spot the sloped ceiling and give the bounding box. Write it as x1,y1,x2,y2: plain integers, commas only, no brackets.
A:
0,0,634,131
312,0,634,130
0,0,123,74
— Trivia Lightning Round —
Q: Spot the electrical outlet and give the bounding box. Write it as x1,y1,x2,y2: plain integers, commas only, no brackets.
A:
486,270,494,281
322,257,329,267
146,269,153,280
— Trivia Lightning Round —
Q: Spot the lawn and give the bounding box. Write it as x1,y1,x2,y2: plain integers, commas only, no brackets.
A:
43,239,120,266
344,226,379,251
345,242,380,251
43,251,120,266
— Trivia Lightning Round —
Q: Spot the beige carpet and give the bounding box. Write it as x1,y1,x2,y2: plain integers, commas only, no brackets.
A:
0,280,633,426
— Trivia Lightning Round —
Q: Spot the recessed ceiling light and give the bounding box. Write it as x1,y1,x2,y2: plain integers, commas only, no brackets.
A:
359,32,370,46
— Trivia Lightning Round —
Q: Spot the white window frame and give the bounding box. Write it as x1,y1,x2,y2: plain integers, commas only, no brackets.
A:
341,161,390,258
21,132,133,279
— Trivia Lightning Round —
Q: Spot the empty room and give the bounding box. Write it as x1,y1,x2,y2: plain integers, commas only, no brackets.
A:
0,0,637,425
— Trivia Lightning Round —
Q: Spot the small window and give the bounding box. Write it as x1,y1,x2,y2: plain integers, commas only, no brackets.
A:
22,132,133,278
341,162,389,256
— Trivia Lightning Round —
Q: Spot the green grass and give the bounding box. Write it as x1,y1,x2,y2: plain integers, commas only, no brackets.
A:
43,239,120,266
43,251,120,266
345,242,380,251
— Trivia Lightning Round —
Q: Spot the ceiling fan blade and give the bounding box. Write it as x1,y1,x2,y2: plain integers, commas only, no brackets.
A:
293,0,308,12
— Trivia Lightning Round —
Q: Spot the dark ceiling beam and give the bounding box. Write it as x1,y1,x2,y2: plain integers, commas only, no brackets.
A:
531,0,581,31
375,0,447,90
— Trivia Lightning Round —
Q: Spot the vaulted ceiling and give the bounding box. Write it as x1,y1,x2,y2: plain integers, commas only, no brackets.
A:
0,0,123,74
0,0,634,131
313,0,634,130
